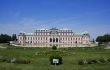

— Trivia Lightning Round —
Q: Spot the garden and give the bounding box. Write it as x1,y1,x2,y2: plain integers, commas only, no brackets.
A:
0,45,110,70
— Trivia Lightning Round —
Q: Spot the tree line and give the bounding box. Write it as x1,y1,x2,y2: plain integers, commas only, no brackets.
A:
96,34,110,44
0,34,17,43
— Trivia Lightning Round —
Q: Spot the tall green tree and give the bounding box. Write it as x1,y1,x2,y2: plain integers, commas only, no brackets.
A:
96,34,110,44
11,34,17,41
0,34,12,43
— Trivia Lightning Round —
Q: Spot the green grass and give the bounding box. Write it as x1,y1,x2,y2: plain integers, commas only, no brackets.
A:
0,45,110,70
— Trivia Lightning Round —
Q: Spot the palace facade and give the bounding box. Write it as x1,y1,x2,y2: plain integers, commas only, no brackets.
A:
18,28,90,47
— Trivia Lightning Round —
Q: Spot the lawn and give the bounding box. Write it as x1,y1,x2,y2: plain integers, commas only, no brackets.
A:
0,45,110,70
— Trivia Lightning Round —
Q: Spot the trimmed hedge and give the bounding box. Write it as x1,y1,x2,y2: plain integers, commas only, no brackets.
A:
78,60,88,65
98,58,107,63
15,58,31,64
107,58,110,62
78,57,110,65
0,56,31,64
52,45,57,50
49,55,63,65
87,59,97,64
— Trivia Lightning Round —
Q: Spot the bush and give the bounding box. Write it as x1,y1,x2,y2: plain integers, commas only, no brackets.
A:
78,60,88,65
0,56,30,64
49,55,62,65
15,58,31,64
91,59,97,63
78,58,110,65
107,58,110,62
98,58,107,63
78,60,84,65
78,59,98,65
0,56,9,62
87,59,97,64
52,45,57,50
21,59,31,64
0,56,16,63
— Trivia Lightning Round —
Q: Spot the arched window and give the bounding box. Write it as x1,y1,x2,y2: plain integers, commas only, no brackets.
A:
75,41,77,44
50,38,52,42
53,38,55,42
56,38,58,42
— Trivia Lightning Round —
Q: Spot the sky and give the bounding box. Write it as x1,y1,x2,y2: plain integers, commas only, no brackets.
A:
0,0,110,39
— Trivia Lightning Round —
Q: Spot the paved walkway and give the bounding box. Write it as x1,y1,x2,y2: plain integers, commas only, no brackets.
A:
0,46,6,48
104,45,110,49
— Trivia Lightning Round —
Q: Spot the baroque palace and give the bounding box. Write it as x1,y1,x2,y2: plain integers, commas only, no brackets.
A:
18,28,90,47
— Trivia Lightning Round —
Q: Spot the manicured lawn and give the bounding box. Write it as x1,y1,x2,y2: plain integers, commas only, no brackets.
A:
0,45,110,70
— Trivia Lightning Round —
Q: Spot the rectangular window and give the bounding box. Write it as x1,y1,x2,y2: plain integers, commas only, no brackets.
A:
20,37,22,40
41,37,42,40
79,38,80,40
76,38,77,40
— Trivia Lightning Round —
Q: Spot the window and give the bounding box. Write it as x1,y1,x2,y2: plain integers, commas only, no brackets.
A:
67,33,68,35
20,37,22,40
73,38,74,40
79,38,80,40
53,38,55,42
41,37,42,40
50,38,52,42
60,38,62,40
33,37,34,40
31,37,32,40
76,38,77,40
68,37,69,40
28,37,29,40
56,38,58,42
47,33,49,35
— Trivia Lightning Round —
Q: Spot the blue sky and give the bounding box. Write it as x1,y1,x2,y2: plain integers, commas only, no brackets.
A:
0,0,110,39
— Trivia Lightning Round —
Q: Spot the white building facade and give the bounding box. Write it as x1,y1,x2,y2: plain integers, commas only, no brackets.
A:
18,28,90,47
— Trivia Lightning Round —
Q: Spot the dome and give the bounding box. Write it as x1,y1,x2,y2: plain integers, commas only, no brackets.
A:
39,28,46,30
82,31,89,34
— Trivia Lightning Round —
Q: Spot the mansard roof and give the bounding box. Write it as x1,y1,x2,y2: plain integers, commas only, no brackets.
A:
50,27,58,30
18,28,89,36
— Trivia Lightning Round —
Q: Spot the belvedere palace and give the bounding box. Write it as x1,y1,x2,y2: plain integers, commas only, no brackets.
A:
18,28,91,47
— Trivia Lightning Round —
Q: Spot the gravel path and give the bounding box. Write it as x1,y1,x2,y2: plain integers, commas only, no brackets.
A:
0,46,6,48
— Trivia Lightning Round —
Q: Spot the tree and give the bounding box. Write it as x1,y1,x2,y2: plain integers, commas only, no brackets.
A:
96,34,110,44
0,34,12,43
11,34,17,41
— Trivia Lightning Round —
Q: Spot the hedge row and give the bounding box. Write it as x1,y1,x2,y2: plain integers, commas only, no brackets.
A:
49,55,63,65
78,58,110,65
0,56,31,64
